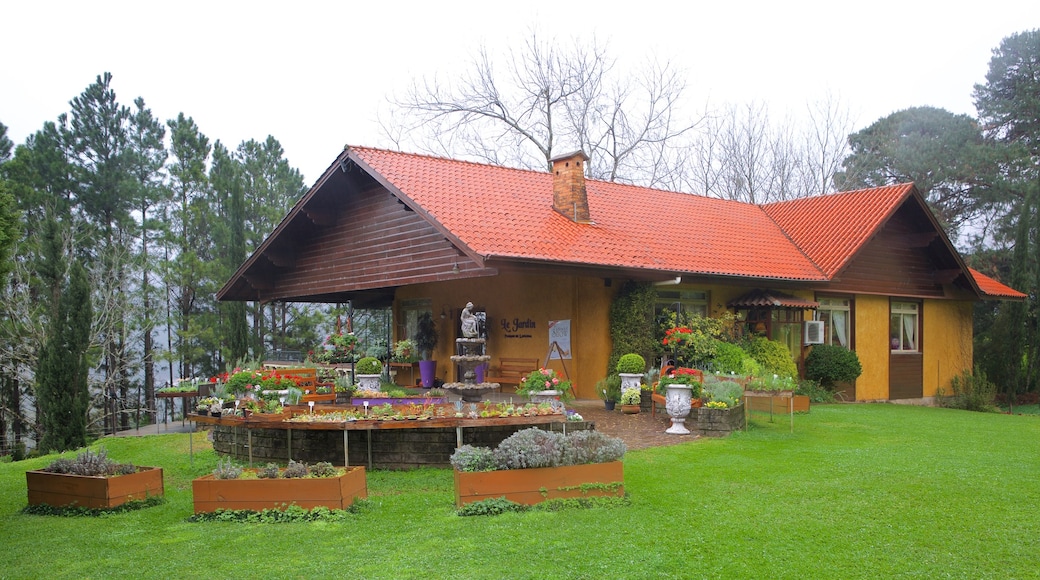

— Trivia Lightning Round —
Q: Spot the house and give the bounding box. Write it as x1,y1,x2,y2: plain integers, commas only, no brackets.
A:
218,146,1024,401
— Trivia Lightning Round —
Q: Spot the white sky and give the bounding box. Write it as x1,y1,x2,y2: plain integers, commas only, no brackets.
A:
3,1,1038,186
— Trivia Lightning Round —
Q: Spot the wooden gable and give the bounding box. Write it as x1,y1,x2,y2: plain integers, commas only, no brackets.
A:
825,197,974,298
218,160,493,305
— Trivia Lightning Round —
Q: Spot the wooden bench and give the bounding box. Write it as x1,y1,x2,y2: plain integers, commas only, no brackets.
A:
484,358,539,390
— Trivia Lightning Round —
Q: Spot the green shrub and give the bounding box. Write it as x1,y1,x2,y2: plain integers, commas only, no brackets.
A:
355,357,382,375
795,379,835,403
704,380,744,407
805,344,862,388
450,445,497,472
744,336,798,379
616,353,646,374
711,340,761,376
938,368,998,412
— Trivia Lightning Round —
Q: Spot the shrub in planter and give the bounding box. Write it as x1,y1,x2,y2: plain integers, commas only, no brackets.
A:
595,375,622,402
805,344,862,388
355,357,383,375
704,380,744,408
616,353,646,374
193,459,367,513
27,447,164,509
451,428,627,506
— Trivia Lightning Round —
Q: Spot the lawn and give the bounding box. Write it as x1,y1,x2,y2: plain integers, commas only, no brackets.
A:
1,404,1038,579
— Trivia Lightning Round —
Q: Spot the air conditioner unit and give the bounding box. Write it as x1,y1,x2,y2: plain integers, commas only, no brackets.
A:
804,320,825,345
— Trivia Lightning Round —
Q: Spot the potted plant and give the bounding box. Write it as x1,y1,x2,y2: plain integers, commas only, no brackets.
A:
450,428,625,507
393,339,417,363
354,356,383,391
516,367,573,402
26,447,164,509
192,458,367,513
596,375,621,411
619,388,641,414
616,353,646,393
414,311,439,388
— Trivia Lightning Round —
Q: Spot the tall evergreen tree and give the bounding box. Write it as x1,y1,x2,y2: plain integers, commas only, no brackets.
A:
973,30,1040,395
36,222,92,452
127,98,167,421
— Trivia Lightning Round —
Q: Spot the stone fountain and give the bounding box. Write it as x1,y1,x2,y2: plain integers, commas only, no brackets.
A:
443,302,500,402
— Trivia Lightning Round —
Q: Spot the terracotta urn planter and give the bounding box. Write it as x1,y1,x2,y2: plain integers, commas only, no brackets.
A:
453,461,624,507
620,404,641,414
26,466,164,509
192,466,367,513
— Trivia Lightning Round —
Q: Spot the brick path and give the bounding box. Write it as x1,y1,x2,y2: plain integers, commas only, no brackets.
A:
568,399,697,450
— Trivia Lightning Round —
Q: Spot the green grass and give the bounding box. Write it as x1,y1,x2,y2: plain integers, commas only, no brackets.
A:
2,404,1038,578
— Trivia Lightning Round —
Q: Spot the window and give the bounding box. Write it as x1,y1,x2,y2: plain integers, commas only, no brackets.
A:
655,289,709,323
771,309,803,361
817,297,851,348
397,299,432,343
890,301,919,352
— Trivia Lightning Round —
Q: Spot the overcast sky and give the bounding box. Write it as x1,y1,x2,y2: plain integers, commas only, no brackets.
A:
4,1,1037,186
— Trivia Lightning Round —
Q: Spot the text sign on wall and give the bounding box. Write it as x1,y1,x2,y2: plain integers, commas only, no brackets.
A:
500,317,536,339
548,320,571,359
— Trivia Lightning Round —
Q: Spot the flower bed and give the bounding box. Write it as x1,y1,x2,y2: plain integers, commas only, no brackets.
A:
451,427,626,507
192,465,367,513
26,449,164,509
453,461,624,507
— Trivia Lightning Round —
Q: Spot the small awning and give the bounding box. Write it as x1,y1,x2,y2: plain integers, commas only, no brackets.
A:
727,289,819,309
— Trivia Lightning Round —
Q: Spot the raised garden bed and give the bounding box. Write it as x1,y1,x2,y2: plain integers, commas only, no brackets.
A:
453,461,624,507
192,466,367,513
26,466,164,509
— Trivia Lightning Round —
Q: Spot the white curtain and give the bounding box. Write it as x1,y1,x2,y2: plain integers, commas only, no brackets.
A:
902,314,917,350
832,311,848,347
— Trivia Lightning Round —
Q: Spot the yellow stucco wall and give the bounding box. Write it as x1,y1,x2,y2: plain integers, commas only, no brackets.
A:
923,300,974,397
395,273,615,399
853,295,891,401
396,278,976,402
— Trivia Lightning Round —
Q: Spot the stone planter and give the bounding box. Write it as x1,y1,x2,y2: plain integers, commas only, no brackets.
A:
26,467,164,509
528,389,562,403
695,403,746,436
619,373,643,393
192,466,367,513
664,384,693,434
356,373,382,391
453,461,624,507
639,390,654,412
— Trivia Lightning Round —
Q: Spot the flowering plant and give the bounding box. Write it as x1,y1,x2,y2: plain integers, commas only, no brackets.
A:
392,339,417,362
309,332,358,364
655,367,703,398
705,401,729,409
224,370,303,396
517,368,573,402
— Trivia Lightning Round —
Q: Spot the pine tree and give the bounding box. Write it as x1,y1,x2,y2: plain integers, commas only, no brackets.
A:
36,223,92,452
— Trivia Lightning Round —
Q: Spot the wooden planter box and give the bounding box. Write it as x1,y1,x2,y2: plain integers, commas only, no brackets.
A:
26,467,164,509
453,461,624,507
192,466,367,513
744,394,810,413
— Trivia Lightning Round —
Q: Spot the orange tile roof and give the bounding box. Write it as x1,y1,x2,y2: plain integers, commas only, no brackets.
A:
350,147,826,281
346,147,1024,300
969,268,1027,299
761,184,914,277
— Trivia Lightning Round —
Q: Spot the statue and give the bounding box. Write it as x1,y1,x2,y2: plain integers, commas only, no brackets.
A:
460,302,478,338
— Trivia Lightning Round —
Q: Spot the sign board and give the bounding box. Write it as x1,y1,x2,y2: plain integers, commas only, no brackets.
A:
548,320,571,359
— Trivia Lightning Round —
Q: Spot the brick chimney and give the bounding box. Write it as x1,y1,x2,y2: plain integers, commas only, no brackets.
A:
550,150,591,223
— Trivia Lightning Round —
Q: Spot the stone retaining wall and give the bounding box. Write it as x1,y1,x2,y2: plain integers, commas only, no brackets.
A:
209,422,594,470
